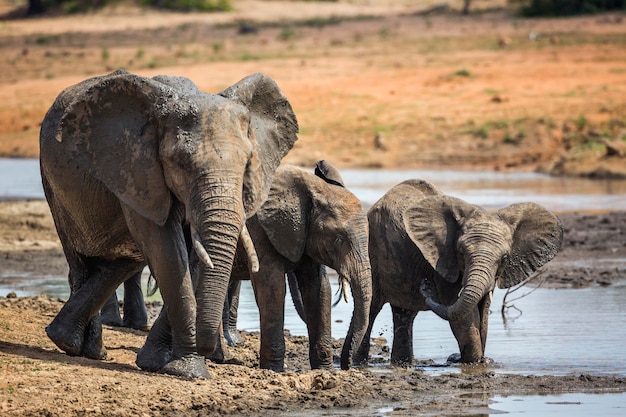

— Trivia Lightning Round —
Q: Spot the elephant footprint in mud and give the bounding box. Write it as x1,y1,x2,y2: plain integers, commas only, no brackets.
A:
40,70,298,379
354,179,563,366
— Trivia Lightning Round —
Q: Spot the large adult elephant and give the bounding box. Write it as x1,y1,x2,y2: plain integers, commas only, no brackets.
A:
39,69,298,378
226,160,372,371
354,179,562,366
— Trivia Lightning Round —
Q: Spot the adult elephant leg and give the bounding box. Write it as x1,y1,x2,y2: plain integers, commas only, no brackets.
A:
46,258,141,359
123,207,207,379
293,261,333,370
122,271,149,330
251,258,286,372
390,305,417,367
136,307,173,372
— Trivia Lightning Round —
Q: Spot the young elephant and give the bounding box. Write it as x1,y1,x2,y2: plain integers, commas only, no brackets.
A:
354,179,562,366
228,160,372,371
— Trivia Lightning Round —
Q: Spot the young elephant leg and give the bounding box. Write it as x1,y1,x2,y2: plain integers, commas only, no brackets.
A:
390,305,418,367
448,306,483,363
100,271,147,329
448,290,493,363
101,290,123,327
292,261,333,370
122,271,149,330
251,260,286,372
222,279,243,347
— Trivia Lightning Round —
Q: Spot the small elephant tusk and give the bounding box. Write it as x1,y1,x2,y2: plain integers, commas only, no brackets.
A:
340,276,350,303
191,227,214,269
240,224,259,273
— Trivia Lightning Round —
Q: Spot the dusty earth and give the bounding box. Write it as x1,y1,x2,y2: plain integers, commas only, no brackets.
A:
1,0,626,416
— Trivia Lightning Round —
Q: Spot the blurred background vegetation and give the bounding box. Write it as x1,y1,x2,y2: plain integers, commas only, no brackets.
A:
12,0,626,17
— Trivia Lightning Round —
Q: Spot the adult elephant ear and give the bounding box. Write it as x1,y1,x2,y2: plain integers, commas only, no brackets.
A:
257,165,310,263
51,70,189,226
403,195,478,283
314,160,345,187
219,73,299,217
496,202,563,288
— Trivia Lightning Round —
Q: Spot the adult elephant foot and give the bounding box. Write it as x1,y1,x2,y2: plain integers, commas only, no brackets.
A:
159,354,210,380
136,340,172,372
46,316,85,358
81,316,107,360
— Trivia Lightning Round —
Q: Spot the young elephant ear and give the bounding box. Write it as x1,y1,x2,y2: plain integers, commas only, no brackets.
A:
53,70,187,225
314,160,345,187
219,73,299,217
496,202,563,289
256,166,310,263
403,195,477,283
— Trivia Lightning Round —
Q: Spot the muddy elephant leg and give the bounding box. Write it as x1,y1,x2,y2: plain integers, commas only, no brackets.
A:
46,258,141,359
353,290,386,366
122,271,149,330
390,305,417,367
251,260,286,372
293,260,333,370
136,307,173,371
448,306,483,363
223,279,243,347
101,290,123,327
479,290,493,356
124,209,207,379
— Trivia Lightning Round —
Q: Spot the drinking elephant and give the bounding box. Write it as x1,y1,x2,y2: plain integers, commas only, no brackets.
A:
353,179,562,366
226,160,372,371
40,69,298,378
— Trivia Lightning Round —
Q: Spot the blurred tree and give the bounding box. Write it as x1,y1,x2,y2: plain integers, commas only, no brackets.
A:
463,0,471,14
509,0,625,16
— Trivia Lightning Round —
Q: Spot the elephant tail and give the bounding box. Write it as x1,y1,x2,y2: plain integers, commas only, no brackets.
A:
287,271,306,322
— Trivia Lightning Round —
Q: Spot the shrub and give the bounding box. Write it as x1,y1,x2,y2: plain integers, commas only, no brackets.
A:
509,0,625,16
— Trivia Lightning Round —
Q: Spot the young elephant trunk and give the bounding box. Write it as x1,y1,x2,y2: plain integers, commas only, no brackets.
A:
428,254,495,322
340,262,373,370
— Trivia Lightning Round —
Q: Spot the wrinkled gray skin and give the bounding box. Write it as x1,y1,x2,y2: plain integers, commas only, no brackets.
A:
40,70,298,379
354,179,563,366
101,271,148,330
226,161,372,371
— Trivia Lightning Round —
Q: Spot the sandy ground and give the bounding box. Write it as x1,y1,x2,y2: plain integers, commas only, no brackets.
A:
1,0,626,415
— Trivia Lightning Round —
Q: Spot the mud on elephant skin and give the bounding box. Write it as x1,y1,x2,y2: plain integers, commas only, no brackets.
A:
224,160,372,371
354,179,563,367
40,69,298,379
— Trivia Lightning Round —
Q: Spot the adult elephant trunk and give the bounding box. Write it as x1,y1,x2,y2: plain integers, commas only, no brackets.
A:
429,252,495,322
340,261,372,370
190,174,246,361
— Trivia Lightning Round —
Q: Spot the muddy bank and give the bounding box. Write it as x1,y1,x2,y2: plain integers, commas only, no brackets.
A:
1,296,626,417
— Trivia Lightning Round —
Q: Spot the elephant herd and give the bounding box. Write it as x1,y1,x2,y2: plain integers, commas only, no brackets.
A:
38,70,563,379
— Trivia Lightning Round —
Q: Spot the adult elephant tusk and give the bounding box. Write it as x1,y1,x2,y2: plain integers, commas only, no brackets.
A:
191,226,214,269
240,224,259,273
